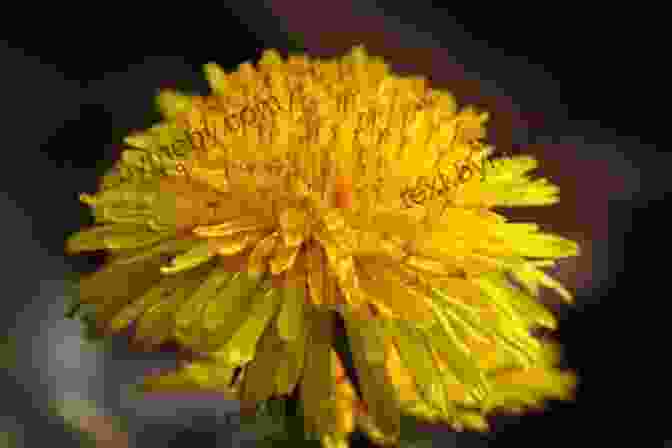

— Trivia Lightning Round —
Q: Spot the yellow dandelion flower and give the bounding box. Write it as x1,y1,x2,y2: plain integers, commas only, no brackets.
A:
66,46,580,447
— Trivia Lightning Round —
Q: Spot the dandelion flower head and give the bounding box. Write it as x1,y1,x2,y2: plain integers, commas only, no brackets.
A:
67,46,580,446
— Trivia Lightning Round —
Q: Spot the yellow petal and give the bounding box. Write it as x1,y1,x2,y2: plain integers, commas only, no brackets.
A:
306,243,326,305
404,255,459,278
210,231,263,256
331,255,364,308
384,342,418,403
269,243,301,275
248,232,278,274
358,260,435,322
279,207,307,236
193,218,268,238
333,358,357,435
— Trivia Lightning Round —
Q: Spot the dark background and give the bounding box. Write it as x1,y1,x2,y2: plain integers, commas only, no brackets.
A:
0,1,662,446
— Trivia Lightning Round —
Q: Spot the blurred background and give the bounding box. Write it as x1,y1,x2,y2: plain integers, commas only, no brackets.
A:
0,1,664,446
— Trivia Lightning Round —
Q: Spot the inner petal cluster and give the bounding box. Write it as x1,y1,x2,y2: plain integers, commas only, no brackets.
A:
152,47,492,318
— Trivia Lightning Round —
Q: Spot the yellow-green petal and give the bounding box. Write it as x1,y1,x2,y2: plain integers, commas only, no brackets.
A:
213,281,281,366
109,276,185,332
274,337,304,396
425,298,489,401
301,308,336,435
133,266,209,345
480,155,560,207
241,324,285,405
391,320,451,416
183,361,237,390
509,262,574,303
77,256,165,307
343,312,401,439
110,237,202,266
66,223,159,253
482,367,576,413
160,241,215,274
156,90,194,120
201,272,263,341
276,277,305,342
204,63,230,96
174,266,235,348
